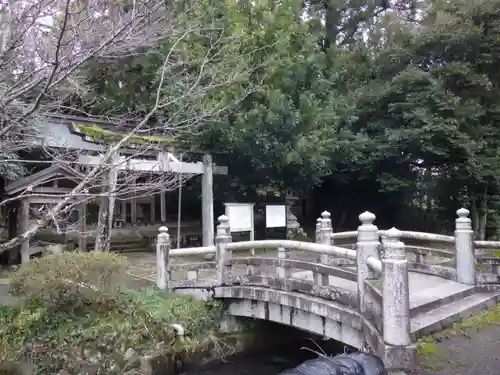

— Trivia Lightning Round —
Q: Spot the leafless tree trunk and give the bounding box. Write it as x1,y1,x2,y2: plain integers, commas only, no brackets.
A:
479,189,488,241
94,155,119,252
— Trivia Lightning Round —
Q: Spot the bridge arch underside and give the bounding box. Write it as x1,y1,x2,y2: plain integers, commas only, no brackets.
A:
214,286,383,353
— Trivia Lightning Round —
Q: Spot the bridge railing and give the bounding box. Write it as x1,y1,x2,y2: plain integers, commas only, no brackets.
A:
154,211,413,348
155,227,217,289
473,239,500,277
322,208,499,284
153,206,497,349
155,207,496,291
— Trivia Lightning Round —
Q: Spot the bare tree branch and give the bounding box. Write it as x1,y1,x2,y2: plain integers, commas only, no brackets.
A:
0,0,256,255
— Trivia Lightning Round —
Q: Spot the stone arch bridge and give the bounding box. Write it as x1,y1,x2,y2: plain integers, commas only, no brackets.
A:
149,209,500,372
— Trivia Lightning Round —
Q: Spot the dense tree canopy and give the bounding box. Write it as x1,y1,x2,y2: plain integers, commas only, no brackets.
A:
73,0,500,238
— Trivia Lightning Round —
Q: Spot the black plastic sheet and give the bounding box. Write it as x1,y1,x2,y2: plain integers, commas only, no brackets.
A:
347,353,387,375
277,352,387,375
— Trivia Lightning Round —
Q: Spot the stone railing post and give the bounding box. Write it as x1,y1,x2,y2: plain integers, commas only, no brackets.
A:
156,226,171,290
382,227,411,347
455,208,475,285
316,211,333,286
315,217,322,243
277,246,291,279
379,233,387,259
321,211,333,244
356,211,379,313
216,215,232,284
320,211,333,248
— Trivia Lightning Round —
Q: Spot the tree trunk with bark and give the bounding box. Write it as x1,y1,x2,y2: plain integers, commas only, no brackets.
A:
479,190,488,241
94,155,118,252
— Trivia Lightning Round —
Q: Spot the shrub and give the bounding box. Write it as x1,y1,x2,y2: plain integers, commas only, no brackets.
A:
9,252,129,310
4,252,226,374
0,288,223,375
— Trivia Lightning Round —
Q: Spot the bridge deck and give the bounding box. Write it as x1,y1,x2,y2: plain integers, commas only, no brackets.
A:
289,269,500,337
291,269,471,309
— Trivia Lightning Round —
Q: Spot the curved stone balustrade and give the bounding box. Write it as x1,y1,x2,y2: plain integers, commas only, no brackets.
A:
153,207,500,372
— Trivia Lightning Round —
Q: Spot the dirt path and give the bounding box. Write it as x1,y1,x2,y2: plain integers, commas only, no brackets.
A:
0,282,19,306
414,305,500,375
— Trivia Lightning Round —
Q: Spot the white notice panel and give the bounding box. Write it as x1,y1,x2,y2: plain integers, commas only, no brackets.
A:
225,203,254,232
265,205,287,228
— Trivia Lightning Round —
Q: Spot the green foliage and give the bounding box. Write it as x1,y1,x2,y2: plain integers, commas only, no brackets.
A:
71,0,500,234
0,289,222,374
9,252,129,309
198,0,362,192
124,288,223,337
0,152,26,182
2,253,224,374
81,0,255,135
287,228,309,241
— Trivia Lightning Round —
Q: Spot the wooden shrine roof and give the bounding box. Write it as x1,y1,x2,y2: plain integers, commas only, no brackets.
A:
34,114,179,152
5,163,84,197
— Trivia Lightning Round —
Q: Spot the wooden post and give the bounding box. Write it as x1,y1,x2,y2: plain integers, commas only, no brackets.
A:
108,154,119,230
156,226,170,290
78,202,87,252
131,178,137,225
382,227,410,346
160,191,166,222
121,199,127,224
150,194,156,224
157,151,167,224
202,154,214,246
19,199,30,264
7,202,19,265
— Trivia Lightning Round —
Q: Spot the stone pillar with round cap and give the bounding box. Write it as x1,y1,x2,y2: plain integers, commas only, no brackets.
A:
455,207,475,285
216,215,232,284
315,211,333,286
356,211,380,313
156,226,171,290
320,211,333,246
382,227,411,347
315,217,323,244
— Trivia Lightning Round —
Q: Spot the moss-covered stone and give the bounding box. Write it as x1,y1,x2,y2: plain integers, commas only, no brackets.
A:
74,123,176,146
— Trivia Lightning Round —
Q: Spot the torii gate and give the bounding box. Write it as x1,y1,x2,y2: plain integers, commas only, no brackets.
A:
78,151,228,247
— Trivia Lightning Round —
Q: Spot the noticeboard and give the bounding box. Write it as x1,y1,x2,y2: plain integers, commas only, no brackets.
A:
224,203,255,233
265,204,287,228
